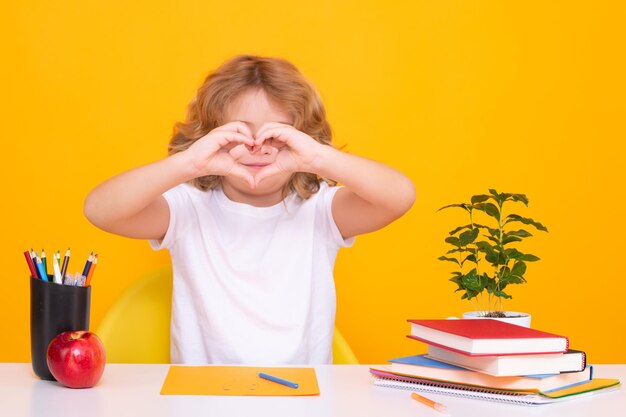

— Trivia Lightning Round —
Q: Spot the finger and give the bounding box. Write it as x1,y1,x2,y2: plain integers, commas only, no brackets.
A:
227,164,256,189
255,121,291,136
201,126,253,148
246,143,263,154
254,126,291,147
254,163,285,186
213,121,254,139
214,130,255,148
248,137,282,155
254,122,290,144
228,143,249,160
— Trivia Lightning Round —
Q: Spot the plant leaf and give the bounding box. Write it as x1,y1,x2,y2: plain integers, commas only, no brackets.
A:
462,269,484,292
449,276,463,290
505,248,524,259
498,251,508,265
459,228,480,246
449,223,488,235
505,214,549,232
445,236,462,247
488,189,507,206
487,250,508,266
463,254,478,264
521,254,540,262
494,290,512,299
448,224,472,235
509,275,526,284
511,261,527,276
504,229,533,239
474,202,500,220
438,203,472,212
510,194,529,206
438,256,460,265
485,250,499,264
486,235,500,244
498,265,511,278
501,236,523,245
446,248,466,254
499,193,513,204
471,194,491,204
475,241,494,251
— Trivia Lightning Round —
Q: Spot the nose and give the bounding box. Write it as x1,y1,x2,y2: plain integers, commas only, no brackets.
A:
259,143,272,155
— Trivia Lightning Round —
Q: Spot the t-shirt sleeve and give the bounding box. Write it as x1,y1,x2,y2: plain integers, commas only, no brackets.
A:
321,184,356,248
149,184,193,251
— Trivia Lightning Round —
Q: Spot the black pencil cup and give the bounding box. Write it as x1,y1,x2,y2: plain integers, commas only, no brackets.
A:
30,276,91,380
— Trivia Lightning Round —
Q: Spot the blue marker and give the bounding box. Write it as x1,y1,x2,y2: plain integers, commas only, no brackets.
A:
258,372,299,389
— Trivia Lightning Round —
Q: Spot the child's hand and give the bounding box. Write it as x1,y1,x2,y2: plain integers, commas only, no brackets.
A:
252,122,324,185
184,122,256,187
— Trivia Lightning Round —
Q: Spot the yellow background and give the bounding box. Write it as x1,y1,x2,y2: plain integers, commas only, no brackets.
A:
2,1,625,363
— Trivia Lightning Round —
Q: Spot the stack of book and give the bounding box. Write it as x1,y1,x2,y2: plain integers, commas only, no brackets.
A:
370,319,621,405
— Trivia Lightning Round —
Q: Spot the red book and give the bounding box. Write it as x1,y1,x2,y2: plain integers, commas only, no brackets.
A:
407,319,569,356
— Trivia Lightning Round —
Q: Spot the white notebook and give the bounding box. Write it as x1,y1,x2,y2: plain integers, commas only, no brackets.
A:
370,368,620,406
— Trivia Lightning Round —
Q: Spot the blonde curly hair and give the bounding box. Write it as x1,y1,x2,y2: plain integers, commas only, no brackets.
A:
168,54,335,199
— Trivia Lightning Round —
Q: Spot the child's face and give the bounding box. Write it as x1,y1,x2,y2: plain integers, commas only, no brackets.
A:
223,88,294,197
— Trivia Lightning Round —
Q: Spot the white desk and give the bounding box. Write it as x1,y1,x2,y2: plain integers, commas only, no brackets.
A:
0,363,623,417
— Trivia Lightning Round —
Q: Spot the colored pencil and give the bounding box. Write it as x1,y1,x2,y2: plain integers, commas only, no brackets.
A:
258,372,299,389
30,249,41,279
82,252,94,277
85,254,98,286
411,392,448,414
52,253,63,284
60,248,70,281
35,256,49,282
24,251,38,278
41,249,48,277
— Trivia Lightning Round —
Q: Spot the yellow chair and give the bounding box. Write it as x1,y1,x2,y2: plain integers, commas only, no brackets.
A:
97,266,358,364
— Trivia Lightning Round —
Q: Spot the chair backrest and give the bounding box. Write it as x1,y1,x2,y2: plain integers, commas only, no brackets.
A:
96,266,172,363
96,266,358,364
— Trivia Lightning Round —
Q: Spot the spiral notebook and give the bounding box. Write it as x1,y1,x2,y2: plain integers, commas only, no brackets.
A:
370,368,620,406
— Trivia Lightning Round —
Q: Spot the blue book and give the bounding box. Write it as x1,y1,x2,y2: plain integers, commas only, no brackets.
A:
385,354,592,392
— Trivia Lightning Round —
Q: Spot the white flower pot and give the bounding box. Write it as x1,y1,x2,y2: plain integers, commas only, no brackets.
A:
462,311,531,328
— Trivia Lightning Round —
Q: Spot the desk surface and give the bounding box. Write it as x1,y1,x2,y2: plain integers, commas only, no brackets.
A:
0,363,623,417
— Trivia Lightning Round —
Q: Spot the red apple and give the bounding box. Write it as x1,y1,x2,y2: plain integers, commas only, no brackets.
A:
46,330,106,388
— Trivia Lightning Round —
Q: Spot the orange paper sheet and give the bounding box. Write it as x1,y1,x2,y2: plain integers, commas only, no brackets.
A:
160,366,320,396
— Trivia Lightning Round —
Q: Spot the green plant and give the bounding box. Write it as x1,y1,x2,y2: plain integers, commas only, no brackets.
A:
438,189,548,317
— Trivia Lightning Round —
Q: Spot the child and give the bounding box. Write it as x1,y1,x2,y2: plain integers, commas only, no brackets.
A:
84,55,415,365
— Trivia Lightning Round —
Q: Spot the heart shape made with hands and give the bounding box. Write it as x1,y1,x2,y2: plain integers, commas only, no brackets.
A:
228,140,290,187
213,122,311,188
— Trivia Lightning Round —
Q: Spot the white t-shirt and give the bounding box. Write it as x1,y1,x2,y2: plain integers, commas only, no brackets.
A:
150,181,354,365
